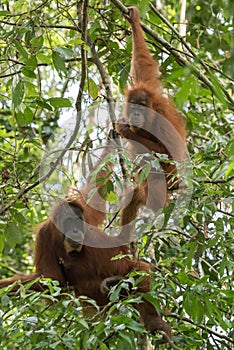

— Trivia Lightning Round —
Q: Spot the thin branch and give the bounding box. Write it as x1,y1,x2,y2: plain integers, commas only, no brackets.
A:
75,0,89,112
0,142,80,215
86,35,128,180
217,209,234,218
110,0,234,111
0,58,95,79
0,20,76,30
170,313,234,346
144,22,234,111
2,0,50,17
200,175,234,184
150,5,234,108
86,36,115,115
0,70,21,78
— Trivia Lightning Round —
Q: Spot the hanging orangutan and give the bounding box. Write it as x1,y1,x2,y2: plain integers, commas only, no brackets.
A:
116,7,187,242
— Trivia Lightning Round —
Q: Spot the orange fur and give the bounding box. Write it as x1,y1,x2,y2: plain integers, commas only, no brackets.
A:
0,199,172,342
72,139,115,227
116,7,187,241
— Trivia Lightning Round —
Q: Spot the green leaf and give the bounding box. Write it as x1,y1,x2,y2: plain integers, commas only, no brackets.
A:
37,99,53,111
183,291,194,316
208,73,228,106
226,139,234,158
107,190,118,204
68,38,84,45
13,39,28,60
24,107,34,123
25,81,38,96
126,320,145,332
139,0,150,16
54,46,74,58
88,78,99,99
37,53,51,64
119,332,136,348
30,35,44,49
186,241,197,269
0,232,4,253
12,80,24,107
0,10,10,15
175,78,192,109
16,111,26,127
25,56,37,70
21,68,37,79
77,318,89,329
52,51,66,74
184,292,204,324
138,164,151,185
24,29,34,45
225,161,234,178
154,213,165,229
107,179,114,193
109,284,122,302
5,223,22,247
177,271,189,284
1,294,10,306
48,97,72,108
192,295,204,324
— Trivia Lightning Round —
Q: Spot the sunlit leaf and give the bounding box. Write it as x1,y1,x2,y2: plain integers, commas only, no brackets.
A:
48,97,72,108
88,78,99,99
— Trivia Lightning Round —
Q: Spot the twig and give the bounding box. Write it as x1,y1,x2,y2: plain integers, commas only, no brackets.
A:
170,313,234,345
217,209,234,218
3,0,50,17
0,142,81,215
200,175,234,184
142,22,233,110
0,58,95,79
75,0,89,112
0,20,76,30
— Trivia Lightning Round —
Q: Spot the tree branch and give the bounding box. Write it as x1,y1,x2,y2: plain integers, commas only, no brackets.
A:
170,313,234,346
86,35,128,180
150,4,234,109
200,175,234,184
75,0,89,112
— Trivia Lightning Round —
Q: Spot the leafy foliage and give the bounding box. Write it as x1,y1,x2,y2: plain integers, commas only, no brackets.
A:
0,0,233,349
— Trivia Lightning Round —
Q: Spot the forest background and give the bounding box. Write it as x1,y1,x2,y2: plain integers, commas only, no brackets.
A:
0,0,233,349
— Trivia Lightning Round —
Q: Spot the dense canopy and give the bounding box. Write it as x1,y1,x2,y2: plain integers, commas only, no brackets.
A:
0,0,233,349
